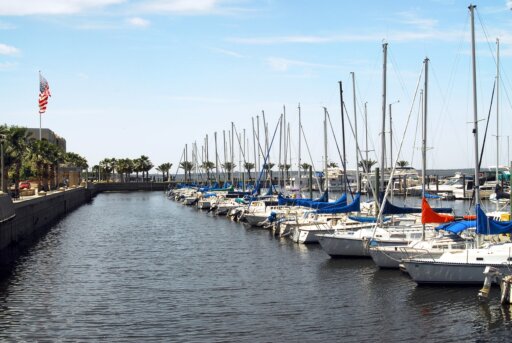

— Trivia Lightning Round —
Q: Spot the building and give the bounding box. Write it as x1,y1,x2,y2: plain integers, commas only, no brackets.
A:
26,128,66,152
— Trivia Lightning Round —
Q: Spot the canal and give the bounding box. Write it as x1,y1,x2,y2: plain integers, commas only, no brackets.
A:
0,192,510,342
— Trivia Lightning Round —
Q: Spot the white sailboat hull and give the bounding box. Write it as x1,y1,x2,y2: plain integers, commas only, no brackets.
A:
402,260,512,284
317,234,369,257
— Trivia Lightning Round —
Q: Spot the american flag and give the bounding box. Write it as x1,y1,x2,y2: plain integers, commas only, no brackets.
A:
39,72,51,114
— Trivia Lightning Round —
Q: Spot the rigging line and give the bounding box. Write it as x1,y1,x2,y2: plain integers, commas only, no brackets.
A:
300,122,323,193
252,115,283,197
388,49,412,104
232,124,248,164
469,79,496,209
476,8,498,67
410,88,422,166
371,61,425,232
325,109,346,169
326,108,354,198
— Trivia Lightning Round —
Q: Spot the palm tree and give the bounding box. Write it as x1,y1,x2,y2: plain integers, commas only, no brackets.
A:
358,159,377,173
139,155,153,181
396,160,409,168
156,162,172,182
99,158,114,183
47,143,65,189
116,158,132,182
133,158,143,181
180,161,194,182
201,161,215,182
28,139,53,191
300,163,312,173
221,162,236,182
244,162,255,180
283,163,292,181
2,126,32,194
328,162,339,168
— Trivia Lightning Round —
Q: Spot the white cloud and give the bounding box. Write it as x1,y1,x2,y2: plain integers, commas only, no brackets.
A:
0,0,125,16
230,29,467,45
0,61,17,70
266,57,337,72
140,0,219,14
508,0,512,10
0,43,19,55
396,11,438,30
211,47,243,58
127,17,150,28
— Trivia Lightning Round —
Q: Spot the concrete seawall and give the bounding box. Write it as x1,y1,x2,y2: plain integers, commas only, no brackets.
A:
0,182,169,264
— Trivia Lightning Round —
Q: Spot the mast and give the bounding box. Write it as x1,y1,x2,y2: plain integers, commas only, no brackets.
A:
496,38,500,212
298,103,302,192
351,72,360,193
214,132,219,183
323,107,329,197
252,117,257,182
339,81,348,193
469,4,480,206
231,122,235,185
422,58,429,240
381,42,388,193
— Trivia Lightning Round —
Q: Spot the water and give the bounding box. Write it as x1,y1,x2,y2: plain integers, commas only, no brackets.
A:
0,192,511,342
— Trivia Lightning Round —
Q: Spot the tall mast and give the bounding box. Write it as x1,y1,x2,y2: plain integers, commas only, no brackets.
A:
339,81,347,193
252,117,257,181
214,132,219,183
323,107,329,197
381,42,388,193
422,58,429,239
496,38,500,212
231,122,235,185
351,72,360,193
469,4,480,206
298,103,302,192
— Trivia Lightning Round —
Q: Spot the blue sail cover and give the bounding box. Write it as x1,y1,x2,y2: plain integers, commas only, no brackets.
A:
436,220,476,234
381,198,452,215
476,204,512,235
425,192,441,199
278,193,347,209
316,193,361,214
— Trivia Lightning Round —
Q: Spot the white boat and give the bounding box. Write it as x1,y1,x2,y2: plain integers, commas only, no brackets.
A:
369,233,472,269
401,242,512,284
317,225,426,257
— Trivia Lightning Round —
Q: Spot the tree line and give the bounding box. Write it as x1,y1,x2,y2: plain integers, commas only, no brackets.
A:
0,125,88,193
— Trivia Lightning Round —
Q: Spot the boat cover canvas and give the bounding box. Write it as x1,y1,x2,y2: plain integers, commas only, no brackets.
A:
316,193,360,214
277,192,347,209
421,197,454,224
381,194,452,215
436,220,476,234
476,204,512,235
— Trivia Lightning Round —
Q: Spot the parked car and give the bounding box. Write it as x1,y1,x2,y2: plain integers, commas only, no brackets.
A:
19,181,31,190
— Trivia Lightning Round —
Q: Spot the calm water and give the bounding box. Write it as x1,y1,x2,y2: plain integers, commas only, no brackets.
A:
0,192,511,342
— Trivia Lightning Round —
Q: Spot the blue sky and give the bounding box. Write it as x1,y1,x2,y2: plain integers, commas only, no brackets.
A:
1,0,512,173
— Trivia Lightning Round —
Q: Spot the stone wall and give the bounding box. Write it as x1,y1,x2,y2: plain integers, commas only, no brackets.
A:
0,187,93,251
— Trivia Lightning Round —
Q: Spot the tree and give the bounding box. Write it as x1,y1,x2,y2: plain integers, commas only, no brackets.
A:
358,159,377,173
244,162,255,180
138,155,153,181
28,139,54,191
201,161,215,182
300,163,312,173
99,158,115,183
133,158,143,181
180,161,194,182
116,158,134,182
396,160,409,168
328,162,339,168
2,126,32,193
156,162,172,182
221,162,236,182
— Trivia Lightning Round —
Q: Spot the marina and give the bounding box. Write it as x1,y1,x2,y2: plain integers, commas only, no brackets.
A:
0,191,512,342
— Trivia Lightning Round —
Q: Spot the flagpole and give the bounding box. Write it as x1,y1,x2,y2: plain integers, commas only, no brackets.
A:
39,113,42,140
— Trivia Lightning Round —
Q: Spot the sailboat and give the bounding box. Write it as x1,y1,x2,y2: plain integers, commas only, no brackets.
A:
401,4,512,284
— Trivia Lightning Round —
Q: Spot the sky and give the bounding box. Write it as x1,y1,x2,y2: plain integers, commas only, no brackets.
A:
1,0,512,174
